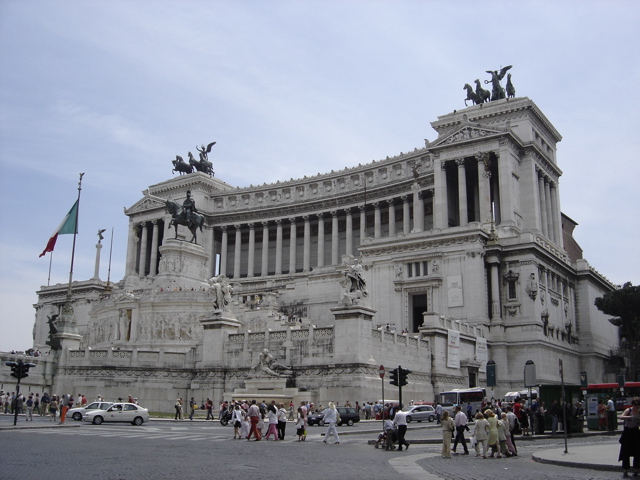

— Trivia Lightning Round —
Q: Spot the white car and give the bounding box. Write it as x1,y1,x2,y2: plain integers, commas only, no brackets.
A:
68,402,114,421
83,403,150,426
402,404,437,423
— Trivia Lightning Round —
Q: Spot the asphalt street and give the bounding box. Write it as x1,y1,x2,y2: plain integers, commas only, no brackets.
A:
0,414,628,480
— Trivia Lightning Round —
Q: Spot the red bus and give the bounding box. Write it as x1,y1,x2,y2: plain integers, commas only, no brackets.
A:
584,382,640,410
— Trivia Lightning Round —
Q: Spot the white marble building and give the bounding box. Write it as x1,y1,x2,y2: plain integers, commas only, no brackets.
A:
19,97,619,412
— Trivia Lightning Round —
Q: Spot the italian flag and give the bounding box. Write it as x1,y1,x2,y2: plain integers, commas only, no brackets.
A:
39,200,79,257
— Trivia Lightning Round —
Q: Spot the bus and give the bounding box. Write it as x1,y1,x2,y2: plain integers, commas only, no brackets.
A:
584,382,640,410
437,387,486,415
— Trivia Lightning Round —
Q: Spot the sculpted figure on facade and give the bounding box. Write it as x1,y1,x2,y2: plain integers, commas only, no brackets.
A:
209,275,233,312
526,273,538,300
340,258,368,306
250,348,291,377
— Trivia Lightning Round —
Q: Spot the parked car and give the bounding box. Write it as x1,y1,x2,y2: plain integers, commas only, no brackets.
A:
307,407,360,427
82,403,150,426
402,404,436,423
67,402,114,421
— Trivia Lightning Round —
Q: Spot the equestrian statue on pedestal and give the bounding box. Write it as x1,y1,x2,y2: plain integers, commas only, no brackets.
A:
165,190,205,243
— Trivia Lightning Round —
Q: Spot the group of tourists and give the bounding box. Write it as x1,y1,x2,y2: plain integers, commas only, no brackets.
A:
1,390,93,423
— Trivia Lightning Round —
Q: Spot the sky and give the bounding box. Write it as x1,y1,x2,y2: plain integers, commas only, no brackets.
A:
0,0,638,352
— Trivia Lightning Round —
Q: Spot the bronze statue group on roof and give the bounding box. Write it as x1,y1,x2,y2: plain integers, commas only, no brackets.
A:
171,141,216,176
464,65,516,106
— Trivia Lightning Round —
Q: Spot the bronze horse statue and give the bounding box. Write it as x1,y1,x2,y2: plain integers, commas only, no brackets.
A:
172,155,193,175
165,200,204,243
188,152,214,176
463,84,483,106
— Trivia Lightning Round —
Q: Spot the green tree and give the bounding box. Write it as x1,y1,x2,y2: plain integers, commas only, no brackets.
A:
595,282,640,381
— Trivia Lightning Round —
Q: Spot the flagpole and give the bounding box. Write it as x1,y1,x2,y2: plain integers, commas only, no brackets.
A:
106,227,114,291
66,173,84,299
48,252,53,286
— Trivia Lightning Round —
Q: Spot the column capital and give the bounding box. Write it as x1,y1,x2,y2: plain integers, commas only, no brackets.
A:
344,207,352,215
401,195,409,203
358,205,366,213
372,201,380,209
220,225,228,232
234,224,242,230
302,215,310,223
275,219,283,226
386,198,395,207
262,221,269,228
289,218,296,225
247,222,255,230
151,219,159,225
455,158,465,166
330,210,338,218
316,213,324,220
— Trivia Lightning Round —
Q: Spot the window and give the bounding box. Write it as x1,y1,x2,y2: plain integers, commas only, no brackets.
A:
407,261,430,278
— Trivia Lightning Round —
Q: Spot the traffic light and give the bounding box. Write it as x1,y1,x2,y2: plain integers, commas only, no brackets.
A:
5,361,35,380
389,368,399,386
399,368,411,387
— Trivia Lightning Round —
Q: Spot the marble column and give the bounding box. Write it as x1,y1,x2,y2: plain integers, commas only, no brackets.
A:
125,221,137,276
550,182,561,245
412,187,425,232
402,195,410,234
476,155,491,224
261,222,269,277
373,202,381,238
93,242,102,279
457,159,468,226
247,223,255,278
345,208,353,256
289,218,297,274
359,205,366,241
275,220,283,275
234,225,242,278
331,211,339,265
303,216,311,272
434,161,448,229
220,226,228,276
544,179,554,241
538,174,548,237
316,214,325,268
387,199,396,237
138,222,148,276
149,220,159,276
488,257,502,323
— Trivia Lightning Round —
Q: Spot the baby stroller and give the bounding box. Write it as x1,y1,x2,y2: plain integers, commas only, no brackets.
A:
374,420,398,450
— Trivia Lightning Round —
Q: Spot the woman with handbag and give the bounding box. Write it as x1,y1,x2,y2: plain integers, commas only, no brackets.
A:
440,410,455,458
619,397,640,478
231,404,243,439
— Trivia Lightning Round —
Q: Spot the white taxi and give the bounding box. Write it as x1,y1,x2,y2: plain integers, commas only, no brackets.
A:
82,402,150,426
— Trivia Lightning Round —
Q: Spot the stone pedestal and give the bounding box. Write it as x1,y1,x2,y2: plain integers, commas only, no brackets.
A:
200,312,242,365
330,305,376,364
157,239,210,287
226,377,312,406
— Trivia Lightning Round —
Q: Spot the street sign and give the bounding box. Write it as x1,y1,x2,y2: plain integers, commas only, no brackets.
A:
379,365,385,379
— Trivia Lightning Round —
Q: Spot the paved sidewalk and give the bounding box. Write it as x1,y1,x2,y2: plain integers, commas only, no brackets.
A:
533,442,623,472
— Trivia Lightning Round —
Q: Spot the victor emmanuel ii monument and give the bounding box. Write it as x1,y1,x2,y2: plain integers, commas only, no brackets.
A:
17,68,620,411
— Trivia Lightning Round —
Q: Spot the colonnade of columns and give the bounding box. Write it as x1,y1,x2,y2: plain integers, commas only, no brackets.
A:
536,166,562,245
125,220,164,277
217,191,431,279
434,153,496,229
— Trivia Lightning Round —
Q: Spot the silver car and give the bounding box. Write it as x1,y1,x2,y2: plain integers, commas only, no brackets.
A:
83,403,150,426
402,405,436,423
68,402,114,421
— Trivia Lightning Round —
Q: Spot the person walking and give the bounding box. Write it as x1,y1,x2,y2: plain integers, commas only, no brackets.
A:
608,396,618,431
505,406,519,455
231,403,243,439
473,411,489,458
322,402,340,445
435,402,443,424
26,395,34,421
205,398,213,420
550,399,560,434
393,404,410,451
277,403,288,440
264,404,279,440
189,397,196,421
452,405,469,455
619,397,640,478
40,392,50,417
295,407,305,441
247,400,262,441
486,409,501,458
174,398,183,420
440,410,455,458
598,400,607,430
501,412,517,456
49,396,58,422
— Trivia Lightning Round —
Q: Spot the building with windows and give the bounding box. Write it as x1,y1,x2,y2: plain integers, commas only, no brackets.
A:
21,96,618,410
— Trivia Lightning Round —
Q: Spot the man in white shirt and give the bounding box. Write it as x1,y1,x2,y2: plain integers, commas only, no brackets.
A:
392,405,410,451
606,396,617,431
452,405,469,454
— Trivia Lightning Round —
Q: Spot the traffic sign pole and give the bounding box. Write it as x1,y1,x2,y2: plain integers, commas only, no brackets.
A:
379,365,385,428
